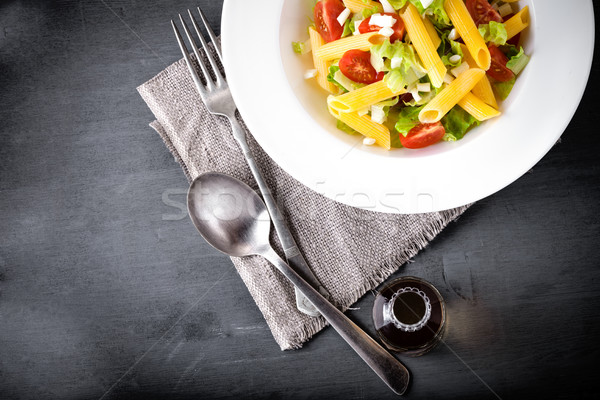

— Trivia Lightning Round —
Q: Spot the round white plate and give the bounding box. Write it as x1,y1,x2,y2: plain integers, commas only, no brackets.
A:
222,0,594,214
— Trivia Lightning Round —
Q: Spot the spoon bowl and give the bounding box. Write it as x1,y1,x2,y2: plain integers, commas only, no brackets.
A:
188,172,271,257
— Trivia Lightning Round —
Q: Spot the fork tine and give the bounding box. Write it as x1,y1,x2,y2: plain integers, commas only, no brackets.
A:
178,14,215,90
172,19,208,95
188,9,224,85
196,7,223,63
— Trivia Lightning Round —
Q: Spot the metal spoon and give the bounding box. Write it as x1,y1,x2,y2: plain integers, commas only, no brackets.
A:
187,172,410,395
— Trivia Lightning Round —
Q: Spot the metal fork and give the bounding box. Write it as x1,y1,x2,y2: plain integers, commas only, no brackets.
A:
172,9,330,317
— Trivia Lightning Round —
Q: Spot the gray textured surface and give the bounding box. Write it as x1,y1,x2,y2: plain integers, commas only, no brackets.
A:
0,1,599,399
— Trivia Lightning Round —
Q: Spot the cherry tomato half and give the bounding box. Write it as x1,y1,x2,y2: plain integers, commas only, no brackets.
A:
339,49,384,84
466,0,502,26
400,122,446,149
314,0,346,43
487,44,515,82
358,13,406,43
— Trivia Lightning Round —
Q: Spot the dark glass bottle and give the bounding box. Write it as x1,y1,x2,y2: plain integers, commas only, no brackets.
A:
373,276,446,356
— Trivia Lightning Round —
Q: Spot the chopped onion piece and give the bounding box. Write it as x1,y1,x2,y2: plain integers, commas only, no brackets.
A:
370,14,396,28
421,0,434,8
406,83,421,102
417,82,431,92
390,56,403,69
371,51,385,72
498,3,513,17
370,105,386,124
363,137,376,146
378,26,395,37
337,8,351,27
448,28,460,40
411,90,422,102
451,62,470,77
334,70,358,92
353,20,363,35
449,54,462,64
304,69,318,79
378,0,396,13
443,73,455,84
302,39,312,54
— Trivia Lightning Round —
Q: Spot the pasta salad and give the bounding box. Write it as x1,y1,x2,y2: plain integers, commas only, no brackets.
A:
293,0,530,149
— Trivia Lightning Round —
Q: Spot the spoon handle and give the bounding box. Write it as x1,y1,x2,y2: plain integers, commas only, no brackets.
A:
262,248,410,395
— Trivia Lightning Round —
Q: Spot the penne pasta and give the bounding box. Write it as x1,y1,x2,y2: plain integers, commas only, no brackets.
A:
458,92,501,121
422,15,442,50
401,4,446,88
342,0,383,14
444,0,491,70
504,6,530,41
314,32,385,61
471,75,498,109
309,27,338,94
328,80,406,114
329,105,392,150
419,68,485,123
460,44,497,108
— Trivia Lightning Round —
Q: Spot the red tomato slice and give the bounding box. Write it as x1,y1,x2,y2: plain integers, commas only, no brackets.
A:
314,0,346,43
400,122,446,149
339,50,382,84
358,13,406,42
487,44,515,82
466,0,503,26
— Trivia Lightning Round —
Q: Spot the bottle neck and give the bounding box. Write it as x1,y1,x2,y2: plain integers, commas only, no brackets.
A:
383,286,432,332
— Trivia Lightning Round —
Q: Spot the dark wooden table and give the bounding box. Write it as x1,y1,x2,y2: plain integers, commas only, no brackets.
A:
1,1,598,399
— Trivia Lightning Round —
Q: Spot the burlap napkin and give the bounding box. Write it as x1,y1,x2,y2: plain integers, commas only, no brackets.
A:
137,51,469,350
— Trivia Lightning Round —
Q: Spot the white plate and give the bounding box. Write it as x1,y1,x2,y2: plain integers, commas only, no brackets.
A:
222,0,594,214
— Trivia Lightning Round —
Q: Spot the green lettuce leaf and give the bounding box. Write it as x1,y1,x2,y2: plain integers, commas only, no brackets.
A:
385,109,405,148
441,106,480,141
292,41,306,54
326,65,347,93
506,47,530,75
394,105,424,137
361,5,381,19
373,40,423,70
327,64,366,92
438,31,464,67
337,120,360,136
492,77,516,101
371,96,400,123
500,43,520,58
410,0,451,28
376,97,400,108
371,40,426,91
390,131,404,147
342,18,353,38
387,0,409,9
478,21,508,46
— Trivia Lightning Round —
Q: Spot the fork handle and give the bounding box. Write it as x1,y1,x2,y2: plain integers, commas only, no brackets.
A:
228,116,298,252
227,116,330,301
262,247,410,395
